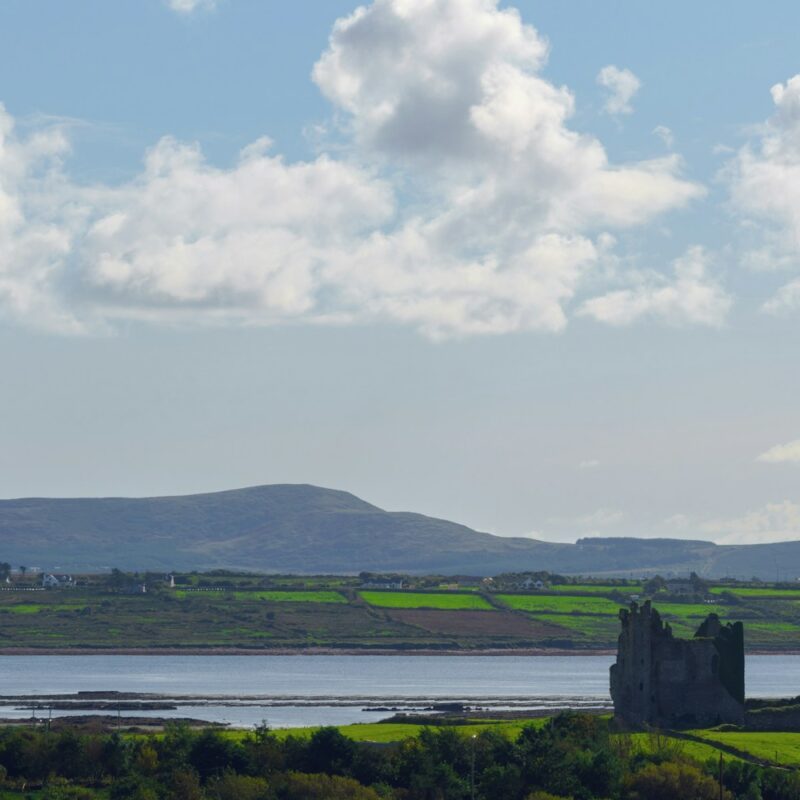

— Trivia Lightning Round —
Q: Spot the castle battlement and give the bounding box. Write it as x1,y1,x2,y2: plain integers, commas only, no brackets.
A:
610,600,744,727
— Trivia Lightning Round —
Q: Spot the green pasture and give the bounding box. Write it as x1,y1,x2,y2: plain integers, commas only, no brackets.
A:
548,584,643,595
625,732,745,764
529,612,621,638
172,590,345,603
233,591,346,603
650,602,728,620
710,586,800,598
359,591,493,610
498,594,623,615
271,721,799,768
690,730,800,767
270,717,549,742
0,603,88,614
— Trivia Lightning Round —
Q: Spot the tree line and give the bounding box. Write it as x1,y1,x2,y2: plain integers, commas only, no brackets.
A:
0,713,795,799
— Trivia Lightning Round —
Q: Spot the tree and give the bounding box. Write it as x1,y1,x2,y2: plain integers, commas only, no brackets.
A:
109,568,128,591
626,761,732,800
643,575,666,595
0,563,11,582
18,566,27,578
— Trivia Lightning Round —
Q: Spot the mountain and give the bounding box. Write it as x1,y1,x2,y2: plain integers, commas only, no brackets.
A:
1,484,799,579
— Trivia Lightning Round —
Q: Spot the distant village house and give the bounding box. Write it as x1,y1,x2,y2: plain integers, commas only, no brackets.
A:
41,574,74,589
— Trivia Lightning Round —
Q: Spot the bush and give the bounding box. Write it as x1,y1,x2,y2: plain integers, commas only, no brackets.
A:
626,761,732,800
206,772,270,800
278,771,382,799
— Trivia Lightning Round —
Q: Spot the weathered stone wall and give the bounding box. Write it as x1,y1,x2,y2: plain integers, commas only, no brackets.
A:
610,601,745,727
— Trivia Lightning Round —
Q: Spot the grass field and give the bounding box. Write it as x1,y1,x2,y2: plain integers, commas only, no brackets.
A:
710,586,800,598
359,591,493,610
173,590,346,603
529,612,622,638
232,591,346,603
497,594,624,615
548,584,643,595
275,721,800,769
270,718,547,742
648,602,728,620
0,603,88,614
625,732,746,764
268,720,794,768
1,575,800,651
689,730,800,766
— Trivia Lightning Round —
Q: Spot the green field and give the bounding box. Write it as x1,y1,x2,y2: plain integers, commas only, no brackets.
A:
690,730,800,766
548,584,643,595
531,612,623,637
710,586,800,598
0,603,88,614
271,717,548,743
359,591,493,610
232,590,346,603
270,720,799,769
498,594,624,615
173,589,345,603
626,732,746,764
2,572,800,651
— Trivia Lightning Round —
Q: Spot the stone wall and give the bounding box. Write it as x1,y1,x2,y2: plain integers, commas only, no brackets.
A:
610,601,745,727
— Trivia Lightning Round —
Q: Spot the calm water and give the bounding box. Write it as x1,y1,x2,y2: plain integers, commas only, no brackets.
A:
0,655,795,728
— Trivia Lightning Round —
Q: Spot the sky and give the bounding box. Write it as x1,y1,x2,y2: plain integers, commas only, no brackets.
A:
2,0,800,546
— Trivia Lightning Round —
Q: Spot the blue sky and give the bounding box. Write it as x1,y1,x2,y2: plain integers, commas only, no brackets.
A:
2,0,800,546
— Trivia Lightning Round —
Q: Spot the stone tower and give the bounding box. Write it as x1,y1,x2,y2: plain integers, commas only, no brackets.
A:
610,600,744,727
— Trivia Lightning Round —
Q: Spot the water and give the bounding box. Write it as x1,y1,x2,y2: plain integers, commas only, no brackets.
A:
0,655,795,728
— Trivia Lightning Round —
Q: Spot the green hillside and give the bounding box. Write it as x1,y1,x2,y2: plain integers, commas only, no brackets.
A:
2,484,800,579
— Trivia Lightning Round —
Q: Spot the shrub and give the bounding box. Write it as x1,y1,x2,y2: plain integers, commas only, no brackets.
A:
626,761,732,800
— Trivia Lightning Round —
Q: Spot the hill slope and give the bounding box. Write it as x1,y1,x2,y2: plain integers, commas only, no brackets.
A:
1,484,799,579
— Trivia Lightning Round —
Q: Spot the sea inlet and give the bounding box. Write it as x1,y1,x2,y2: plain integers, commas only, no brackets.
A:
1,654,797,728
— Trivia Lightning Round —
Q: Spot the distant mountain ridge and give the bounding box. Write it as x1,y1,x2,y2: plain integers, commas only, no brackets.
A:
1,484,799,580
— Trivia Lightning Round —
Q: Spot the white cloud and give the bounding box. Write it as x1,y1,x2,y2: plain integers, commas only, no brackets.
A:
701,500,800,545
596,65,641,115
0,104,87,332
0,0,705,338
578,246,731,327
726,74,800,306
653,125,674,148
578,459,600,470
757,439,800,464
166,0,217,14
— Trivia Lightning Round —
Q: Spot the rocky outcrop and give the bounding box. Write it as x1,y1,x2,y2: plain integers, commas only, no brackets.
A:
610,601,744,727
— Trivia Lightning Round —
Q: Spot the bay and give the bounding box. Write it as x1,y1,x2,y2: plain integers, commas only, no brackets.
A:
0,654,796,728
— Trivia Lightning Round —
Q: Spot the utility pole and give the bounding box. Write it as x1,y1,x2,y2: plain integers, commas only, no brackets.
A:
470,734,477,800
718,752,724,800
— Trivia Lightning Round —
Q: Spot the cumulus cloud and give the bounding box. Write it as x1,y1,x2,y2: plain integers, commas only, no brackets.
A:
701,500,800,545
166,0,217,13
726,74,800,309
757,439,800,464
578,246,731,327
0,0,704,337
596,65,641,115
0,105,88,332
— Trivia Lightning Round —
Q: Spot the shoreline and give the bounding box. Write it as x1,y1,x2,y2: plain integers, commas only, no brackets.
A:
0,647,615,656
0,647,796,656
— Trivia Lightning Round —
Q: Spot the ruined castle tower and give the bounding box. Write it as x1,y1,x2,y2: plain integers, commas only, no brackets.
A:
610,600,744,727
